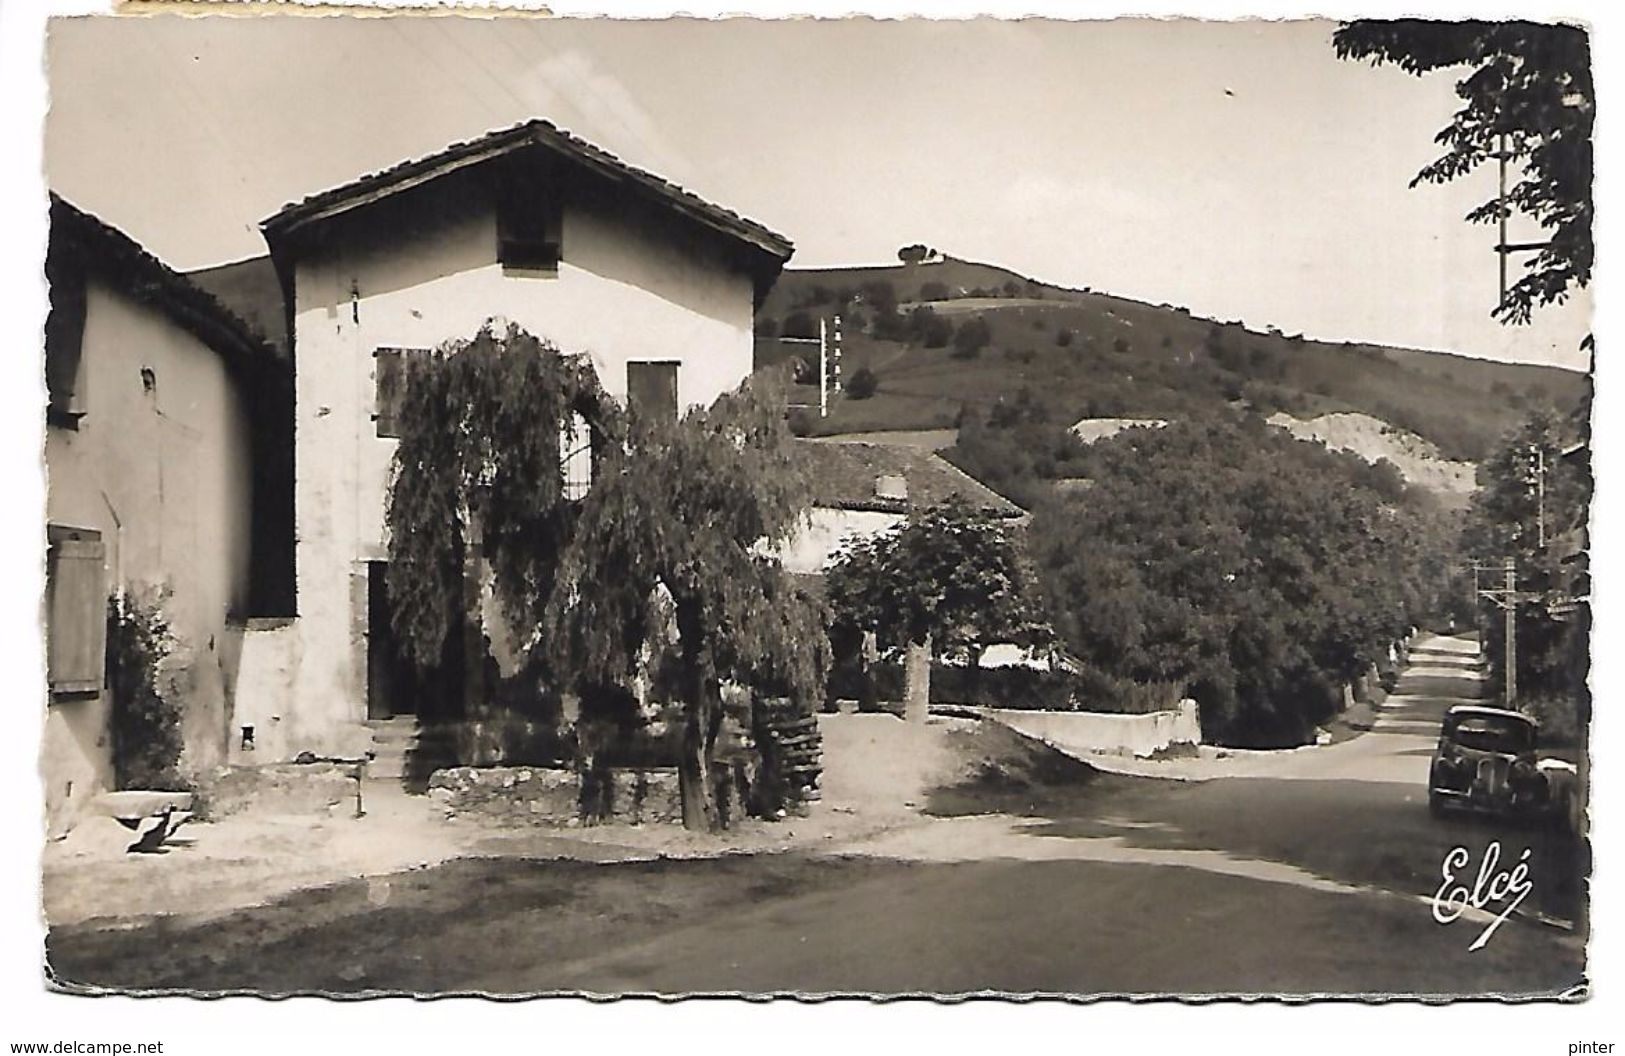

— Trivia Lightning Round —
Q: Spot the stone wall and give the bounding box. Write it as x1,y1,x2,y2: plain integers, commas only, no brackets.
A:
426,765,682,826
199,762,362,818
983,699,1202,759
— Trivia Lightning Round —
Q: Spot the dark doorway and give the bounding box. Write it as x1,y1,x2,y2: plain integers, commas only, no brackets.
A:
367,562,410,720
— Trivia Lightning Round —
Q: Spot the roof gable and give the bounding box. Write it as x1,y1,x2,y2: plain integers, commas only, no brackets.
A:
48,195,283,382
795,439,1025,518
261,119,794,268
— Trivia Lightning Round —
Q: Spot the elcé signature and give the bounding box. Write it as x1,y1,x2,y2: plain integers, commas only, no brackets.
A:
1432,841,1533,951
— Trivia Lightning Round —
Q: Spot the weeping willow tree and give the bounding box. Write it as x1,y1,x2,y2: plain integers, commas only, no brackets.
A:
384,322,621,705
543,371,829,831
385,321,826,830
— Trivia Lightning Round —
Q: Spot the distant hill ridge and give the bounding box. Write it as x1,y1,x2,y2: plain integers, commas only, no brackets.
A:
757,252,1589,466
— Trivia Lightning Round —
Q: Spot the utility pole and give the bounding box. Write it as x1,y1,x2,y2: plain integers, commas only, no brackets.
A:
1531,444,1547,550
1475,558,1539,709
831,314,843,396
818,317,828,418
1503,557,1517,708
1493,130,1553,311
777,316,836,419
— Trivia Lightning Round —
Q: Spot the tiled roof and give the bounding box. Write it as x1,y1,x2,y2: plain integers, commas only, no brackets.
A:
49,195,283,380
794,439,1025,518
186,255,289,360
260,119,794,262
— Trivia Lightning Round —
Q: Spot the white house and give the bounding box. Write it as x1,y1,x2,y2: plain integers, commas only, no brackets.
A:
781,438,1027,575
241,120,794,761
42,196,291,835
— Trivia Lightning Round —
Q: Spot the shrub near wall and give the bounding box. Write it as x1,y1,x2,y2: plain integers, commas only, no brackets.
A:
106,591,187,790
827,658,1181,714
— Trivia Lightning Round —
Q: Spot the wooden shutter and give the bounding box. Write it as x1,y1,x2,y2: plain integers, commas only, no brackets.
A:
627,362,679,424
497,193,563,272
46,528,106,696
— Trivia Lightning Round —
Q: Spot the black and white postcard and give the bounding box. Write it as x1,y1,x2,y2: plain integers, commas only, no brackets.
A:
7,0,1610,1033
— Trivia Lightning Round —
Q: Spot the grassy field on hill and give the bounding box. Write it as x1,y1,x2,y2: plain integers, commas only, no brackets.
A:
756,256,1589,465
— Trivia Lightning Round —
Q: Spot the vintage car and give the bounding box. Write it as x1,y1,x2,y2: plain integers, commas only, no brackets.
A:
1428,705,1575,823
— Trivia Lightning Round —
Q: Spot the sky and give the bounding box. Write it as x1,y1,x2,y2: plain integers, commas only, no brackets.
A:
44,15,1593,368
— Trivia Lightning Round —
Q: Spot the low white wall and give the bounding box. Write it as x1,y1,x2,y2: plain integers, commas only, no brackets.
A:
985,700,1201,759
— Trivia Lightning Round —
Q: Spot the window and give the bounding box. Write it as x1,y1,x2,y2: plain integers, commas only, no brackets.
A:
373,347,430,438
497,192,563,274
46,525,105,697
627,361,679,424
560,412,594,501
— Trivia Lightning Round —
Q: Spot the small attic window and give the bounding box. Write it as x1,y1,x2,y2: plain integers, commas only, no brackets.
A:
875,474,908,502
497,192,562,275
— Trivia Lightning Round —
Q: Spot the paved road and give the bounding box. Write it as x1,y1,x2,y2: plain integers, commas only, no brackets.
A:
485,634,1585,996
48,635,1586,997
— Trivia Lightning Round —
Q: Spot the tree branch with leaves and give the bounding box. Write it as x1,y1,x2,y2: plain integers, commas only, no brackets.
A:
1334,20,1592,327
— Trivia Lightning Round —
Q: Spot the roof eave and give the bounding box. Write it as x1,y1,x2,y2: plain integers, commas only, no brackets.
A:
261,122,794,265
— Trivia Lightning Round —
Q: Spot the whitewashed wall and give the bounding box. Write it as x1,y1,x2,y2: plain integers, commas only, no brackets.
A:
283,174,760,756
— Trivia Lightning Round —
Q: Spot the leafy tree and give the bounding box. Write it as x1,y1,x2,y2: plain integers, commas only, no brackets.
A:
1462,409,1590,716
826,499,1051,721
1030,418,1463,746
385,324,617,685
107,588,185,790
544,371,828,831
952,316,993,359
898,244,930,265
1334,20,1593,326
909,306,954,348
781,310,820,340
386,323,824,831
845,366,879,400
862,280,899,316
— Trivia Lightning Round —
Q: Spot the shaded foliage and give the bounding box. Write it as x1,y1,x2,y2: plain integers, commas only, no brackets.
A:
845,366,879,400
1335,20,1593,327
107,589,185,790
1029,419,1465,747
385,324,824,831
543,370,829,830
825,498,1052,665
1462,409,1590,730
384,324,618,677
941,389,1091,510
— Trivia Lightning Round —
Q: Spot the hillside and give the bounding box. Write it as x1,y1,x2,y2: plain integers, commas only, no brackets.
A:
1264,412,1477,501
755,254,1590,467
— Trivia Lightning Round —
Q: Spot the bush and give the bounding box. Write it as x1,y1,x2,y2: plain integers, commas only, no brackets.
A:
787,407,815,436
845,367,879,400
918,312,954,349
1524,692,1585,748
931,664,1077,710
1055,328,1075,348
782,310,819,340
952,317,992,359
753,316,778,338
919,280,950,301
107,590,187,790
1113,337,1132,355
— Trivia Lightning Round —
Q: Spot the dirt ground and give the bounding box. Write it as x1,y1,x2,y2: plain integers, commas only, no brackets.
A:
40,713,989,929
39,647,1589,996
